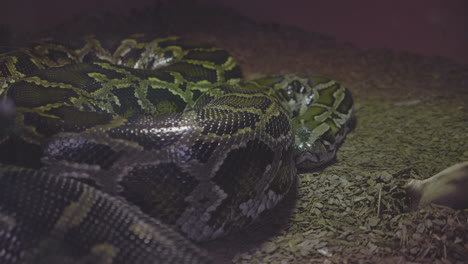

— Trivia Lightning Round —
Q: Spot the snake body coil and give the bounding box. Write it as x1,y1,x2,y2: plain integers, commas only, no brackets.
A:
0,35,353,263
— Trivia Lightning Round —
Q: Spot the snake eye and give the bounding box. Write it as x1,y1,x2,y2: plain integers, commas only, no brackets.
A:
287,80,305,94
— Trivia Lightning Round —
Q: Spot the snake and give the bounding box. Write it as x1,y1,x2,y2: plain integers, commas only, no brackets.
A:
0,35,353,264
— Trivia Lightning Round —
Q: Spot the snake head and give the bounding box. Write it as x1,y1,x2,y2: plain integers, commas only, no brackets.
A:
293,123,338,173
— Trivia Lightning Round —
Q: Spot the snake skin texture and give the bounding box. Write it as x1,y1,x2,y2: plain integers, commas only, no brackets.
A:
0,35,353,263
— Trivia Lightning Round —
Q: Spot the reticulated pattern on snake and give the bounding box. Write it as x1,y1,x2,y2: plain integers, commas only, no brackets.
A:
0,35,353,264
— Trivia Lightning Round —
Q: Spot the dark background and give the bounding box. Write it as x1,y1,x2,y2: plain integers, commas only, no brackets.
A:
1,0,467,64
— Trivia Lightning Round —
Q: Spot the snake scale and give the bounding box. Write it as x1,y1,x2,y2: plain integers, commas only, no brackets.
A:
0,35,353,264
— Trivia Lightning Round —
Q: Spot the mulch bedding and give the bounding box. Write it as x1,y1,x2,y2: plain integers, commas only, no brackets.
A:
3,1,467,263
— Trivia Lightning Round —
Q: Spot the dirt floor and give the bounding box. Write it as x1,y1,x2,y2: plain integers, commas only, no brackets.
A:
4,1,467,263
161,3,468,263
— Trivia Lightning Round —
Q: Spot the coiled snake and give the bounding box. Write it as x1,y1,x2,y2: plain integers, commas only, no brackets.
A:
0,35,353,264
